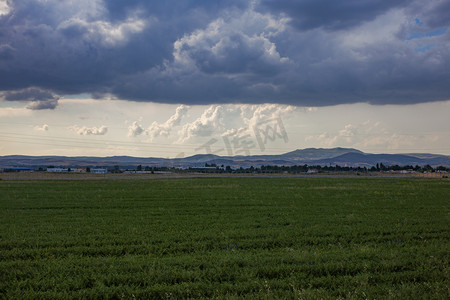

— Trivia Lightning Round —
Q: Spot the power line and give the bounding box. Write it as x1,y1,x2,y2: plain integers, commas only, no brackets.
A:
0,131,302,152
1,130,449,156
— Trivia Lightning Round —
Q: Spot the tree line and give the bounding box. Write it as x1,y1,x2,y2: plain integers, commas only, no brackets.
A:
121,163,449,174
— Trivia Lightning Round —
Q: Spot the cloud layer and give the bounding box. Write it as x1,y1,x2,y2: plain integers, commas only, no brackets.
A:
1,0,449,106
126,104,297,153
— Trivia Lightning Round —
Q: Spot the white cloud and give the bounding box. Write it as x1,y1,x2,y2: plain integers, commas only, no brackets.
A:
127,105,189,139
69,125,108,135
172,8,289,74
128,121,145,137
147,105,189,140
178,105,224,142
175,103,296,146
34,124,49,131
240,104,296,130
57,14,148,47
0,0,11,17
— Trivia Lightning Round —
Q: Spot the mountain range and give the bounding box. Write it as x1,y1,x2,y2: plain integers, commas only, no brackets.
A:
1,148,449,169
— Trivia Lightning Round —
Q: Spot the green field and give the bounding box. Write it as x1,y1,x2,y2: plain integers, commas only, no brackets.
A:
0,178,449,299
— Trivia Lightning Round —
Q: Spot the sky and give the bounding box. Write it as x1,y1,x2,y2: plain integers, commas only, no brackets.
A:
0,0,449,157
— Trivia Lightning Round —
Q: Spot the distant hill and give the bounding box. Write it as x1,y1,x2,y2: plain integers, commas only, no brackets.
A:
0,148,449,168
282,147,363,160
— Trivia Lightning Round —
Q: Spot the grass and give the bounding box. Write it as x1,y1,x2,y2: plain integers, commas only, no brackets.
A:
0,178,449,299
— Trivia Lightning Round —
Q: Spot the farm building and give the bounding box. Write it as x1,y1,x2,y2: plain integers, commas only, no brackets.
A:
91,168,107,174
47,167,71,172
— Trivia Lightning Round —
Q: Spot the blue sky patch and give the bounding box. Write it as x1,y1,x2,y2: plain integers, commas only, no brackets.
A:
407,27,447,40
415,43,439,53
414,18,424,26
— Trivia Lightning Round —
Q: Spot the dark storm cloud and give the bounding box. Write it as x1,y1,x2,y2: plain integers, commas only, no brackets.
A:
0,0,243,92
258,0,408,31
3,87,55,101
2,87,59,110
0,0,449,106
